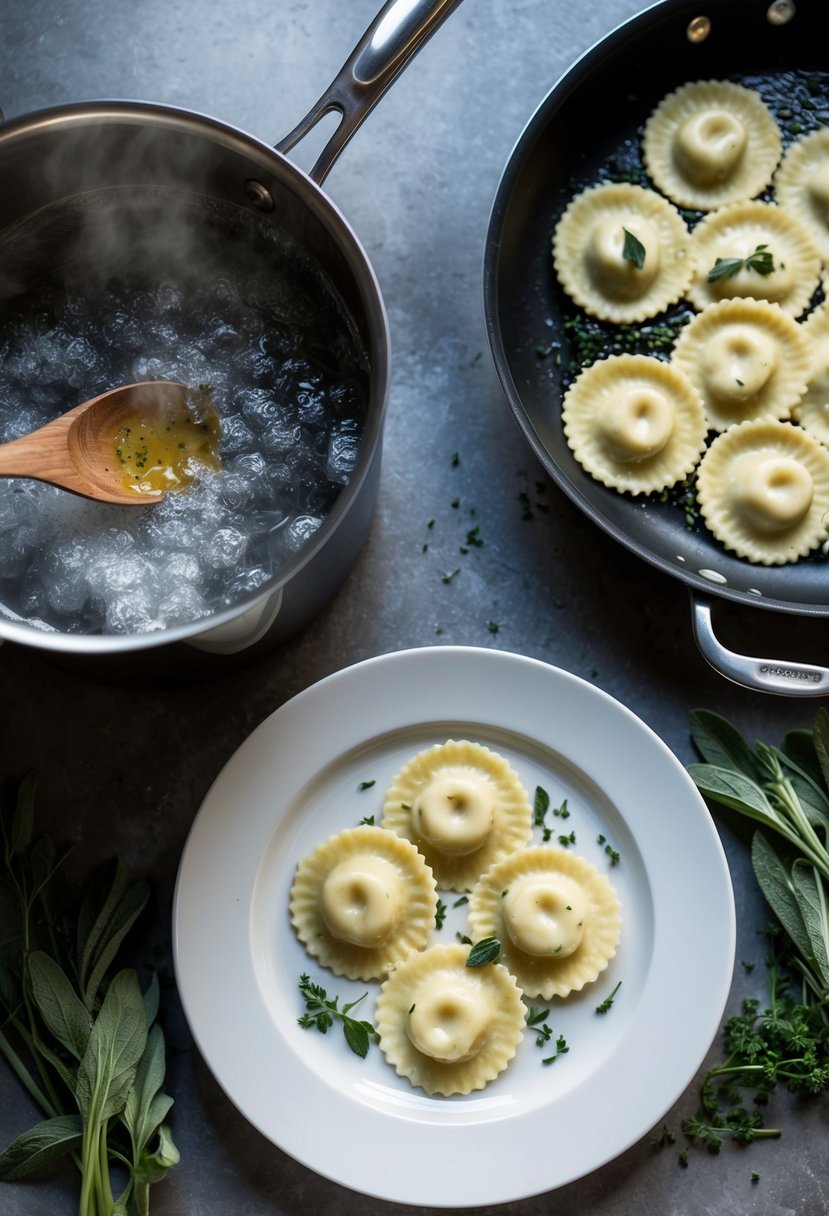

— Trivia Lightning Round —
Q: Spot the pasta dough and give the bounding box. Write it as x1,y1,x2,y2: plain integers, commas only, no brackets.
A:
774,127,829,265
468,846,621,1000
642,80,781,211
695,418,829,564
381,740,533,892
290,824,437,980
375,943,525,1096
671,298,810,431
562,353,707,494
687,200,821,316
552,182,693,323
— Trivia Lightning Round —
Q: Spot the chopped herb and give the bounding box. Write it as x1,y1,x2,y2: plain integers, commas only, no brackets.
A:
652,1123,677,1147
595,980,622,1014
451,452,460,467
357,780,376,791
533,785,550,826
297,973,375,1058
519,491,534,520
487,620,500,634
622,227,646,270
707,244,774,282
456,932,472,946
465,526,483,548
441,568,460,583
526,1005,554,1048
466,937,501,967
558,830,576,847
452,895,469,908
542,1034,569,1066
435,899,447,930
358,815,375,826
450,497,460,509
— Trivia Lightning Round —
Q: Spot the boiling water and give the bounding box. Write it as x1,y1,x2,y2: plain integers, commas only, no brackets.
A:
0,188,369,635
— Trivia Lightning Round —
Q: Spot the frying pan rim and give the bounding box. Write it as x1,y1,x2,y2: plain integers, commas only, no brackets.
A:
0,99,391,653
483,0,829,621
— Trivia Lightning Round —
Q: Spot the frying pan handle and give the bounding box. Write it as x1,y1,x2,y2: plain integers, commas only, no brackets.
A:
691,594,829,697
276,0,463,185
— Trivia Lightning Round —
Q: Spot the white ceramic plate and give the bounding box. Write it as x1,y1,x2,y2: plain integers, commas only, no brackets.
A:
173,646,735,1207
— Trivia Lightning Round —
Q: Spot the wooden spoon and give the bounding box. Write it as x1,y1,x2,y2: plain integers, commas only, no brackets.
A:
0,381,191,505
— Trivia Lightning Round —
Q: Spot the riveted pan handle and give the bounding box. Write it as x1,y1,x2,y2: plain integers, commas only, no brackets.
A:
276,0,463,185
691,593,829,697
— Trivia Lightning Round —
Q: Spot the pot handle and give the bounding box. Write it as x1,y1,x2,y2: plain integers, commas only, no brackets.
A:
276,0,463,185
690,592,829,696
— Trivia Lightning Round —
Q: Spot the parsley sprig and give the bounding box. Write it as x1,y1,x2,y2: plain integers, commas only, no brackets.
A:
707,244,775,282
297,974,376,1058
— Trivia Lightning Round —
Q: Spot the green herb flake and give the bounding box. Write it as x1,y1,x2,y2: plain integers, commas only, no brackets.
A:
357,780,376,791
465,937,501,967
435,899,447,930
595,980,622,1014
622,227,646,270
707,244,775,282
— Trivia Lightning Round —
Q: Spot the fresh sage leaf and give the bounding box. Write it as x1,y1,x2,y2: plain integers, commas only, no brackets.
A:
0,1114,83,1181
7,771,36,860
123,1025,170,1159
751,832,813,964
811,707,829,801
687,763,782,829
28,951,92,1062
790,860,829,989
466,937,501,967
689,710,761,780
78,861,150,1012
76,970,148,1124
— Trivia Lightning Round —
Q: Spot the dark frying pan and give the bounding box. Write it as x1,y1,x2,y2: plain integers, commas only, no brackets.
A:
484,0,829,696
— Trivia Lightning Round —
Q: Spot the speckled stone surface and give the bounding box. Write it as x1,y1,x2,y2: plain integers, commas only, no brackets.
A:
1,1,828,1213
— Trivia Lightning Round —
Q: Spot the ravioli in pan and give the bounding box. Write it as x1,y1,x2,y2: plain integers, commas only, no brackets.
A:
381,740,533,892
671,298,810,432
375,943,525,1096
686,200,821,317
552,182,693,323
642,79,781,212
774,127,829,265
561,353,707,495
796,302,829,447
467,846,621,1001
695,418,829,565
289,824,437,980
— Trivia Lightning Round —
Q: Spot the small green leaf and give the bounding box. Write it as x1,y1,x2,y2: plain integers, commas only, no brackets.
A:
343,1019,371,1058
622,227,646,270
466,937,501,967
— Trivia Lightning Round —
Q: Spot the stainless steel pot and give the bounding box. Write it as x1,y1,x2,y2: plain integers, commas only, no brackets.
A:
484,0,829,697
0,0,461,674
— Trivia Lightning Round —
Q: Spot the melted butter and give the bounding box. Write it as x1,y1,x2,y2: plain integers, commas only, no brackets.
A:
113,386,221,494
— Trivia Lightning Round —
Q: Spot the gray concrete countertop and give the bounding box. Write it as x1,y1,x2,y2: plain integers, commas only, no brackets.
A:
1,1,828,1213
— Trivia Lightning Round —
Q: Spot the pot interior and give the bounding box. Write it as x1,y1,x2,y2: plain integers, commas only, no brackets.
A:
0,105,387,649
486,0,829,616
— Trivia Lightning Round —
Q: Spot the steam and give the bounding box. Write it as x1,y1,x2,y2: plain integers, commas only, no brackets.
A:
0,111,371,636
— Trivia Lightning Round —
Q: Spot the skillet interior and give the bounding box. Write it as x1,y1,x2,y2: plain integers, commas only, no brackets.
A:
485,0,829,616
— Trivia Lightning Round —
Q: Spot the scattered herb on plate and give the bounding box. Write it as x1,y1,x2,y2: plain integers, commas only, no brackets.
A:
297,973,376,1059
